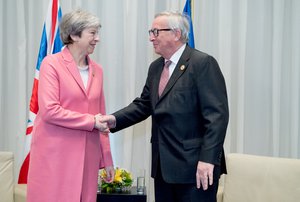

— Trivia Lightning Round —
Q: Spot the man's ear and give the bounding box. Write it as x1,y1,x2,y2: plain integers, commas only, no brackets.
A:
174,29,181,41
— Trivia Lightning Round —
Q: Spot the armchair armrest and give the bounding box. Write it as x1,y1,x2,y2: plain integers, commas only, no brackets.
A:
14,184,27,202
217,185,224,202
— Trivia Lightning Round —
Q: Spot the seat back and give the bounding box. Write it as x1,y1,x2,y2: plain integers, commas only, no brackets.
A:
0,151,14,202
223,153,300,202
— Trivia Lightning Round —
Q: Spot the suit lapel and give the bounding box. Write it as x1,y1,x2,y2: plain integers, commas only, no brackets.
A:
158,46,192,100
153,58,165,104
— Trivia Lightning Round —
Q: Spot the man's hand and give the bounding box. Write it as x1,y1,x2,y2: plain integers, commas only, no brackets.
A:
99,115,116,129
196,161,214,190
94,114,109,133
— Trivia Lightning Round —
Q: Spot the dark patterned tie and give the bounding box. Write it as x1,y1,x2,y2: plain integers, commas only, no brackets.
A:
158,60,172,97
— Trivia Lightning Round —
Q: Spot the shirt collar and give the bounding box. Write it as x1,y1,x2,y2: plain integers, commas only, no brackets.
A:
165,44,186,65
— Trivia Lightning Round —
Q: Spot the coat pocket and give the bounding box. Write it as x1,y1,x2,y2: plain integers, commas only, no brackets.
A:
182,138,202,150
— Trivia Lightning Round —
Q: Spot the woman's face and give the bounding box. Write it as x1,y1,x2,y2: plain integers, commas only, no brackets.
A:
76,27,99,55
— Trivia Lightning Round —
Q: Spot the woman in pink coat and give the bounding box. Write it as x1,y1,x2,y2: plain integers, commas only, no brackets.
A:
27,9,114,202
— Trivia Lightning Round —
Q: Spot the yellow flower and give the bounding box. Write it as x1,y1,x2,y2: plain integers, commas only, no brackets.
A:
114,168,123,183
99,167,133,193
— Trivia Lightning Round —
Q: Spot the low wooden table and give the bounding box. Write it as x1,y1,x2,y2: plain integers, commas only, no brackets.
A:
97,186,146,202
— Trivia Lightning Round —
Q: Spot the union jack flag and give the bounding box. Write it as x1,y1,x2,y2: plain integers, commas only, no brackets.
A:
18,0,63,184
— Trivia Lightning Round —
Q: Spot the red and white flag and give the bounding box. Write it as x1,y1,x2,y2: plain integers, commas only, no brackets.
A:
18,0,63,184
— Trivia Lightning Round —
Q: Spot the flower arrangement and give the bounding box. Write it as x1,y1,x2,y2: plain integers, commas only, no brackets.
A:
99,167,133,193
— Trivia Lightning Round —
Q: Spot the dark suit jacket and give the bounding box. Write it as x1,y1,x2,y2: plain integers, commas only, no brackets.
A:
111,45,229,184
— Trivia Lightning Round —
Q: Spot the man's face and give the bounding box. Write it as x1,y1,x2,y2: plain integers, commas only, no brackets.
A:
149,16,177,59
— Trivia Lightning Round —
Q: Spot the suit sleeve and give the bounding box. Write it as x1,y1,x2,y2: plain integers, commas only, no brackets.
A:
195,55,229,165
110,67,154,132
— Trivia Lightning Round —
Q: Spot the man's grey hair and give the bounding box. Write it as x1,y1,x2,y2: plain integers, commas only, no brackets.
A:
155,11,190,43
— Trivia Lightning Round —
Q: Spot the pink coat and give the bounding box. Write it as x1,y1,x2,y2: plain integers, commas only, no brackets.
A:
27,47,113,202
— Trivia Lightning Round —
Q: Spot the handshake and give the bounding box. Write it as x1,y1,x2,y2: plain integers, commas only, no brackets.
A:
94,114,116,133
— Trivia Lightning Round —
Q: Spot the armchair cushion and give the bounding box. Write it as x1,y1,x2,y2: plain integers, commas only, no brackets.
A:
0,152,14,202
220,153,300,202
0,151,27,202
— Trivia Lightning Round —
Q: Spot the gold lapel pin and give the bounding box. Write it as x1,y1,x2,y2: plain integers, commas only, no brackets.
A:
180,65,185,71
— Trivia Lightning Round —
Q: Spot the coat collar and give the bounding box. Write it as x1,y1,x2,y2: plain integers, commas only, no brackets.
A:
61,47,95,96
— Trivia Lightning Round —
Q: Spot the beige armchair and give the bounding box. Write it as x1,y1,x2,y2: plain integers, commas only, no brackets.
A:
0,152,26,202
217,153,300,202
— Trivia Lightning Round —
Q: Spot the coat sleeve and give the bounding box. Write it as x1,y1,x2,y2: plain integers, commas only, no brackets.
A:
97,78,113,168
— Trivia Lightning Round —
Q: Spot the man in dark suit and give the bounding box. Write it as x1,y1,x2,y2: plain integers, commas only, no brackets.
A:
100,11,229,202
